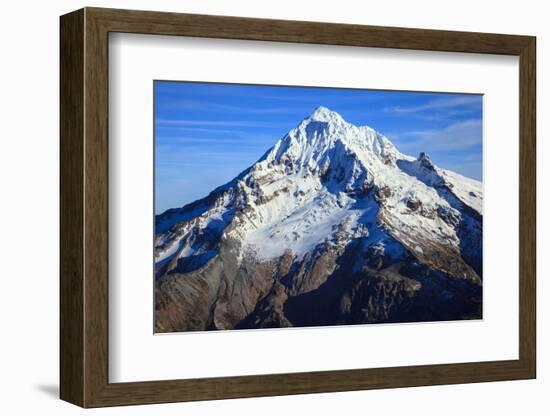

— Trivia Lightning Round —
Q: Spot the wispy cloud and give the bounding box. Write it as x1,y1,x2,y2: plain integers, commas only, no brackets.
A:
156,131,278,146
160,98,305,115
391,119,482,153
384,96,481,114
156,118,286,129
156,140,269,151
157,126,248,134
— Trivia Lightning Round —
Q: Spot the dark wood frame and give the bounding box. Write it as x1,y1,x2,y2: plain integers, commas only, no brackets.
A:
60,7,536,408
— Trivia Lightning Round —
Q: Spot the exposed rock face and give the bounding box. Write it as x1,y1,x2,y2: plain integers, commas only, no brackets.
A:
154,107,483,333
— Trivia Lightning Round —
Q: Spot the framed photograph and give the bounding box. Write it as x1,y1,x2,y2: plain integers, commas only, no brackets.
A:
60,7,536,407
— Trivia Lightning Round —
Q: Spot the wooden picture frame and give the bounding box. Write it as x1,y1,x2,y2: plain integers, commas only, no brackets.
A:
60,7,536,408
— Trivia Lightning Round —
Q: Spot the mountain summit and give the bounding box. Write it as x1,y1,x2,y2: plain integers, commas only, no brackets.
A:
155,108,483,332
307,105,346,122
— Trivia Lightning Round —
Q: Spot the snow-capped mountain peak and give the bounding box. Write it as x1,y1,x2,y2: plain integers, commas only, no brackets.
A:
417,151,435,170
155,108,483,290
259,106,401,182
154,108,484,332
307,105,347,123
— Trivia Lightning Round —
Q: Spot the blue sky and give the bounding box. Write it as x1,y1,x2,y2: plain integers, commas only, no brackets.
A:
155,81,482,214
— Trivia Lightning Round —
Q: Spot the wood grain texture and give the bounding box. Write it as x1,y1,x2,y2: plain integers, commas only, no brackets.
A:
59,8,84,407
59,7,537,408
88,7,532,54
518,38,537,375
83,10,111,406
